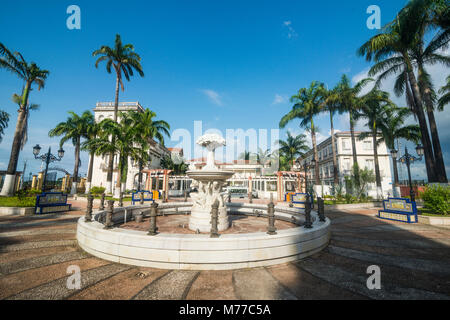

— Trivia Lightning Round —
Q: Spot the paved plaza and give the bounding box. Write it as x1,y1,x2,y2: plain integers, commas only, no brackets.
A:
0,200,449,300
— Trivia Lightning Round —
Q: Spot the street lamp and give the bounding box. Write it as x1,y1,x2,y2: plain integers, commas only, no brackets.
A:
33,144,64,192
391,145,423,202
298,158,315,195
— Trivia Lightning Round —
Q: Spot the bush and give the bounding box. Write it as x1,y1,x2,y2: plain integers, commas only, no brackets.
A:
420,185,450,215
90,186,106,195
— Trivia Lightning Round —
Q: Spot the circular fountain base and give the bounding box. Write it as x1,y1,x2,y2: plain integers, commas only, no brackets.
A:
189,207,229,232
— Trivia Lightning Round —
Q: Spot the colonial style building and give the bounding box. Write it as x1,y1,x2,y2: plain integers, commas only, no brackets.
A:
88,102,171,194
297,131,393,198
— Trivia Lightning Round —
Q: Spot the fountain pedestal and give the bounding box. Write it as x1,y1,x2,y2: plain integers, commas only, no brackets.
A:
187,134,234,232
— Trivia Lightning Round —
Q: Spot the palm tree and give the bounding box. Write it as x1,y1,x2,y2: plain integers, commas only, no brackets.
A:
377,107,421,187
321,87,344,186
276,132,309,171
238,151,252,161
93,34,144,194
280,81,326,185
438,75,450,109
0,110,9,143
355,90,396,199
0,43,49,196
128,108,170,192
49,111,94,194
81,119,100,194
358,20,438,183
333,75,372,187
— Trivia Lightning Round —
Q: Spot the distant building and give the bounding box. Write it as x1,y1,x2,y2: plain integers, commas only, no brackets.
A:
89,102,170,192
297,131,393,198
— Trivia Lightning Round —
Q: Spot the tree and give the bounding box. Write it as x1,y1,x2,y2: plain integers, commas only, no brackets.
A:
276,132,309,171
438,75,450,109
358,18,438,182
0,110,10,143
49,111,94,194
81,119,100,194
0,42,49,196
238,151,252,161
345,166,376,200
377,106,421,187
161,155,188,175
334,75,373,188
355,90,396,199
93,34,144,194
280,81,326,185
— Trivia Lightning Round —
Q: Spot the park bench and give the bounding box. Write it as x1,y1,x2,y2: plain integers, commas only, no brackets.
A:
378,197,418,223
285,192,314,209
131,190,156,205
35,192,71,214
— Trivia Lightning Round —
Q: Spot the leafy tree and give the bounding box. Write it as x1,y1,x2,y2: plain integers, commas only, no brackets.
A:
345,166,376,200
438,75,450,110
0,110,10,143
0,42,49,196
276,132,309,171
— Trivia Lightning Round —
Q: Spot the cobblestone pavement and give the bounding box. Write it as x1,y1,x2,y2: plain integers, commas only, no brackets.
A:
0,201,449,300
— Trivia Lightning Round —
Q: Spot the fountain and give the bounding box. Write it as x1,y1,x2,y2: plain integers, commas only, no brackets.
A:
187,134,234,232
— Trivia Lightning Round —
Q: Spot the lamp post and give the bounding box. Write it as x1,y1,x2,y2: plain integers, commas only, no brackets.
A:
33,144,64,192
298,158,315,194
390,145,424,202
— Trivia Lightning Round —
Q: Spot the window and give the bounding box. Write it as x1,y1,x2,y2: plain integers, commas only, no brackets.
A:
365,159,374,171
342,139,351,151
363,140,372,151
343,158,351,171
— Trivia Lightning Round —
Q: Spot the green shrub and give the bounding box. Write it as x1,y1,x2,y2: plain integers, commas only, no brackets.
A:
420,185,450,215
90,186,106,195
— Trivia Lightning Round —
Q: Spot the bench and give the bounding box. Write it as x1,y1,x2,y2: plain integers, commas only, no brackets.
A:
286,193,314,209
35,192,71,214
378,197,418,223
131,191,156,205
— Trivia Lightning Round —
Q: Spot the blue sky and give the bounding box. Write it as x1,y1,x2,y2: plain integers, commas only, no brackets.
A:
1,0,448,181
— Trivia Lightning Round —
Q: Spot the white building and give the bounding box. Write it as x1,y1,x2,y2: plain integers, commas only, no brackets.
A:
89,102,170,195
297,131,393,198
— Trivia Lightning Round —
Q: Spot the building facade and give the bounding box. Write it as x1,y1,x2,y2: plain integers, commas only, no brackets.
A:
88,102,171,194
297,131,393,198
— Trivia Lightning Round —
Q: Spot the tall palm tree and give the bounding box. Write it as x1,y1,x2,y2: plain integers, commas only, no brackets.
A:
81,119,100,194
321,87,344,186
276,132,309,171
438,75,450,109
0,43,49,196
355,90,396,199
334,75,373,187
358,20,438,182
0,110,10,144
49,111,94,194
93,34,144,194
377,107,421,187
280,81,326,185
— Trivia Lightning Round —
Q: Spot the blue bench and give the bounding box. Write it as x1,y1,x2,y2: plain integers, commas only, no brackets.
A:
35,192,72,214
378,197,418,223
131,190,156,205
286,193,314,209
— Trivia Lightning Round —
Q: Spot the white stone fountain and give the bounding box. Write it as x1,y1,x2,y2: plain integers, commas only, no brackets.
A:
187,134,234,232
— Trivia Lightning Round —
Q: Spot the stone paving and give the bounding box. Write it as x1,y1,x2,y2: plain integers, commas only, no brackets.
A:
0,200,449,300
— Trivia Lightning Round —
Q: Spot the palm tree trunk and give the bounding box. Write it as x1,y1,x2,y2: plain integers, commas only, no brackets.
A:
0,82,31,196
71,138,80,194
311,123,320,186
349,111,360,187
106,75,121,194
330,111,339,185
85,151,95,194
372,129,382,199
114,154,123,198
404,58,437,182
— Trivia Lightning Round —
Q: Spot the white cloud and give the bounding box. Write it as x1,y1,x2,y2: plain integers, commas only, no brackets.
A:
272,94,288,105
283,20,298,39
200,89,223,106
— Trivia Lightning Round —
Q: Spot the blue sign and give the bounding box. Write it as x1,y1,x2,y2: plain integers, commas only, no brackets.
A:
35,192,72,214
378,197,418,223
132,190,156,205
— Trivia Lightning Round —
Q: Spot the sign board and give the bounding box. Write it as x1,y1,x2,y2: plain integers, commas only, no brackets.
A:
35,192,71,214
378,198,417,223
132,190,155,205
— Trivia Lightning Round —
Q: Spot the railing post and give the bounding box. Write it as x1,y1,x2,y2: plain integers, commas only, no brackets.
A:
248,192,253,204
304,194,313,229
210,200,220,238
85,194,93,222
148,202,159,236
162,190,167,203
267,198,277,235
184,190,188,202
99,193,105,211
318,197,326,222
228,192,231,203
118,192,123,207
140,191,144,205
104,200,114,229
